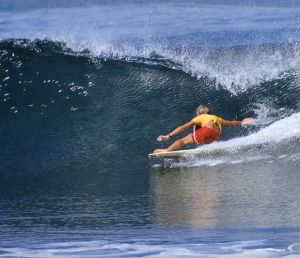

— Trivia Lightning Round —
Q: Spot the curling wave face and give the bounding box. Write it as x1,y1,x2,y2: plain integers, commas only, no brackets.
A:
0,39,299,172
0,2,300,257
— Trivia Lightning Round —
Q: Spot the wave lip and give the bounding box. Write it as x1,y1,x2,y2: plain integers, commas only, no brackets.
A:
1,0,300,94
1,38,299,95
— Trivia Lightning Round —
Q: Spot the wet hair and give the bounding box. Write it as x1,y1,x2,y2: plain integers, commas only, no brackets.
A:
196,105,209,115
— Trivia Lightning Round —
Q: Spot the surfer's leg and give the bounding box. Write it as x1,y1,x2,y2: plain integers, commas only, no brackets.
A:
154,133,194,153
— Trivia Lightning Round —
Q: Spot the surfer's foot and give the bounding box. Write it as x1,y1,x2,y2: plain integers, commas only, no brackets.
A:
153,149,168,153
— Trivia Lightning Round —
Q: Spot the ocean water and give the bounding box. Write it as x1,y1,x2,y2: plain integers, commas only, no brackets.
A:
0,0,300,257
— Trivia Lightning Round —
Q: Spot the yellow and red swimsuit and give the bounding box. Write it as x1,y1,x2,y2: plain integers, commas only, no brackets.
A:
191,114,222,144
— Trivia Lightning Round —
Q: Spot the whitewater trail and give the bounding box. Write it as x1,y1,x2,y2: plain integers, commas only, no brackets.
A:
167,113,300,167
197,112,300,152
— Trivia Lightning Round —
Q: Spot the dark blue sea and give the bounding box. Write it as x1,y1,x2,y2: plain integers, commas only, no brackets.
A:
0,0,300,257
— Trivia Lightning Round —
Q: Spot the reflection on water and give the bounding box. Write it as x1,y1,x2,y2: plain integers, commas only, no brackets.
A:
150,160,300,228
150,166,221,227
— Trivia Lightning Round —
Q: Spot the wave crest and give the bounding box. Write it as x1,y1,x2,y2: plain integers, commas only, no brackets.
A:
2,39,299,94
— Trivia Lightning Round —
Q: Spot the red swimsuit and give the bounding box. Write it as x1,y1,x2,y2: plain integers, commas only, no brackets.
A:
192,127,220,144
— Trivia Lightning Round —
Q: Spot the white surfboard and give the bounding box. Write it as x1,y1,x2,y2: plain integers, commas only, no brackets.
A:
149,149,197,158
149,142,265,159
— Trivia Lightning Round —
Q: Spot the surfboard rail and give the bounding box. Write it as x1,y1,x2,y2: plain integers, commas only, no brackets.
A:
149,149,197,158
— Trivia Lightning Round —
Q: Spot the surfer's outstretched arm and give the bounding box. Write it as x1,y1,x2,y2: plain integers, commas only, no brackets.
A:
222,118,255,126
156,121,195,142
221,119,242,126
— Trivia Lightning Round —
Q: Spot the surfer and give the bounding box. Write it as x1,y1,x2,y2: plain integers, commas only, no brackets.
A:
154,105,255,153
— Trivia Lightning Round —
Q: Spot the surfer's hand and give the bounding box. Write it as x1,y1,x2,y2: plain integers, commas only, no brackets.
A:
157,135,170,142
241,118,255,126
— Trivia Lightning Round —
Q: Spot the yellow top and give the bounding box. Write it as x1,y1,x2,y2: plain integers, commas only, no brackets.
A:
192,114,223,129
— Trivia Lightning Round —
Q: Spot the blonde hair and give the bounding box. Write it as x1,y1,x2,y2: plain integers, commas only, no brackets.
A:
196,105,209,115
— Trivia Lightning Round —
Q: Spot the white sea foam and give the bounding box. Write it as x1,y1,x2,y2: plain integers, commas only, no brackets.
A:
0,239,298,258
